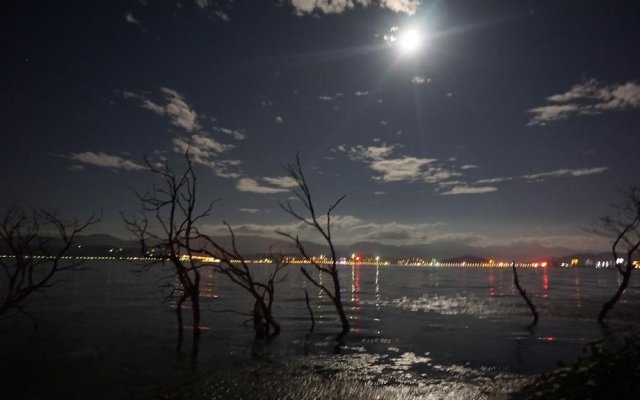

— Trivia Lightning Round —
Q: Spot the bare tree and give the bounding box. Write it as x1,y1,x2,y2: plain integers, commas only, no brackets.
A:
122,153,214,337
0,206,99,325
595,187,640,323
511,261,539,326
192,226,288,340
278,155,350,336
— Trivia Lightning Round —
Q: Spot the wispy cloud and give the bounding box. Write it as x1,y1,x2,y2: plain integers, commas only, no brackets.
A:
522,166,609,181
213,126,247,140
236,178,289,194
119,87,245,177
238,208,260,213
473,166,609,186
125,11,142,26
411,75,428,84
337,143,467,187
194,0,233,21
288,0,420,16
475,177,513,184
172,134,241,178
66,152,146,171
528,79,640,126
202,216,445,245
262,176,298,188
440,185,498,195
234,175,299,194
123,87,199,132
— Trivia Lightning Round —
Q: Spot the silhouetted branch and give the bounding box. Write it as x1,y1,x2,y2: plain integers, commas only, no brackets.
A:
592,187,640,323
123,152,213,337
0,206,99,322
278,154,350,336
189,224,288,340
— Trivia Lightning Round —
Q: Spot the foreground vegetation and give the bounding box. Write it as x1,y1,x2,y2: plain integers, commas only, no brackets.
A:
512,333,640,400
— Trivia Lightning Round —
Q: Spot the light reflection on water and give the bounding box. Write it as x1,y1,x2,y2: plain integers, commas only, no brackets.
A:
0,262,639,399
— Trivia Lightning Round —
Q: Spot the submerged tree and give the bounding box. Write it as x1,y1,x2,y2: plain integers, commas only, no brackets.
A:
192,226,288,340
511,261,539,326
278,155,350,336
0,206,99,324
123,154,214,337
595,187,640,323
125,152,288,341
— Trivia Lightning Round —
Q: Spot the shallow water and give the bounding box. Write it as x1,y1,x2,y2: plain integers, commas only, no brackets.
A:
0,263,638,399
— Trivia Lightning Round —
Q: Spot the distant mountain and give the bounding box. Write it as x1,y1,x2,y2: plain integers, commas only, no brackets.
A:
74,234,138,248
551,252,613,263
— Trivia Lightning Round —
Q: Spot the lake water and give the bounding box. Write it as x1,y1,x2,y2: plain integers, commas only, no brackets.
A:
1,262,639,399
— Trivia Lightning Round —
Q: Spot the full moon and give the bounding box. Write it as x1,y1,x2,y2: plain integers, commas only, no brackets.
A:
398,29,422,54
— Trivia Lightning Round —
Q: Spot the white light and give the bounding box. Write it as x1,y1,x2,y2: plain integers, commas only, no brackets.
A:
399,29,422,53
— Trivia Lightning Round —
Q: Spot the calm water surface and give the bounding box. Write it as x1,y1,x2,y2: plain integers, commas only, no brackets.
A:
1,262,638,399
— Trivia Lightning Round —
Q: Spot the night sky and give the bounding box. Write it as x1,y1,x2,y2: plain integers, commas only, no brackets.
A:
2,0,639,253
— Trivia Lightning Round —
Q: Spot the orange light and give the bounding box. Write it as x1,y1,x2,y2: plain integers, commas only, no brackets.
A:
541,262,548,268
355,256,361,261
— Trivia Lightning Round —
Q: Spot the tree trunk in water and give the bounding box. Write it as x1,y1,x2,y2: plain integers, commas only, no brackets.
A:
253,300,267,340
264,306,280,337
191,290,201,337
598,267,632,323
512,262,538,325
176,294,186,335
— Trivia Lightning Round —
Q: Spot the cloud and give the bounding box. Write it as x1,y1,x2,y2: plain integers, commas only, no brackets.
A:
528,79,640,126
522,166,609,181
350,221,434,242
262,176,299,188
124,87,199,132
213,126,247,140
194,0,233,21
66,152,146,171
195,0,211,8
379,0,421,15
236,178,289,194
172,134,241,178
288,0,420,16
173,133,233,155
275,116,283,123
120,87,246,178
238,208,260,213
354,90,369,96
202,216,448,245
527,104,580,126
125,11,142,26
159,87,199,132
341,143,463,185
411,76,428,84
439,185,498,195
347,144,398,160
475,177,513,184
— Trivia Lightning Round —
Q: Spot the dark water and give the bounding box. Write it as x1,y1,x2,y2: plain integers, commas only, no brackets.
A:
1,263,638,399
